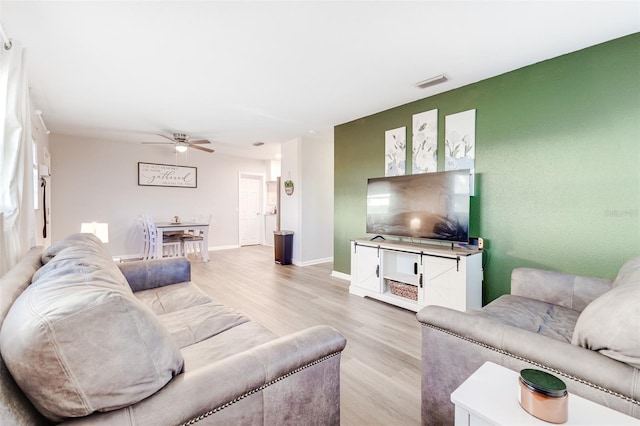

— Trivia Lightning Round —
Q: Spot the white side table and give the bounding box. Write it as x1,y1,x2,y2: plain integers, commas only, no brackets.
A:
451,362,640,426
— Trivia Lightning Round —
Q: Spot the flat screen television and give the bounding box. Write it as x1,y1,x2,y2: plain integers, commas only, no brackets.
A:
366,170,470,243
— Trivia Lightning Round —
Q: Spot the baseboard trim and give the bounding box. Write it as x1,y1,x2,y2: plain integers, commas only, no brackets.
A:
296,257,333,267
331,271,350,281
209,245,241,251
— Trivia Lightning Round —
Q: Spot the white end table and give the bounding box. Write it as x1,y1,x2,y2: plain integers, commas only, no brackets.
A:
451,362,639,426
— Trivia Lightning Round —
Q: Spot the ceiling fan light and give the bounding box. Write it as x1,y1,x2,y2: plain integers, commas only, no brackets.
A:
175,143,188,153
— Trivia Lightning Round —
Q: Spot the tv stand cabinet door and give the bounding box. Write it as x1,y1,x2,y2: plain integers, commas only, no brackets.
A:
423,255,468,311
351,243,381,294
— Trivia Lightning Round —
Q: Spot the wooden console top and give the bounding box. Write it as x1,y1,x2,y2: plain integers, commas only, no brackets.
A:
352,238,482,257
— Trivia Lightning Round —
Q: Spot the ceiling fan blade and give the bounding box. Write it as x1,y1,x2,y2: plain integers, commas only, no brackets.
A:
157,134,177,142
189,139,212,145
190,145,215,153
141,141,174,145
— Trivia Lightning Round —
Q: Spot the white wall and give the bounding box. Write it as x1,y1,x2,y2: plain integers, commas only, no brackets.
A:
280,137,301,261
299,132,333,264
50,134,266,257
279,131,334,266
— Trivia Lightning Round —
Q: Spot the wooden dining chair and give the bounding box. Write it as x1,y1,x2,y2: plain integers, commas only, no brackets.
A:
181,214,210,260
139,215,152,260
143,214,182,258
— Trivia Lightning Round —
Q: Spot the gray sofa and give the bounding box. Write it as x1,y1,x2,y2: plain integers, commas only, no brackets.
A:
417,256,640,425
0,233,346,425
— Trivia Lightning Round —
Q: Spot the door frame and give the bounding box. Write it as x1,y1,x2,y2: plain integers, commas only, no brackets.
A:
238,172,266,246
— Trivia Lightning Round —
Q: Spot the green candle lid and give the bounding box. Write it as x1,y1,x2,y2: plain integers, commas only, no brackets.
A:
519,369,567,398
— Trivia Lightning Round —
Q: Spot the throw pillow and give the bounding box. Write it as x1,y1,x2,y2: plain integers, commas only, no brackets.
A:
571,257,640,368
32,246,130,291
0,264,184,421
40,232,109,264
612,255,640,288
35,233,130,291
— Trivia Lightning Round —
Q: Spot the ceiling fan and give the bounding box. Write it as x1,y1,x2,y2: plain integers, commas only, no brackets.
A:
142,132,215,153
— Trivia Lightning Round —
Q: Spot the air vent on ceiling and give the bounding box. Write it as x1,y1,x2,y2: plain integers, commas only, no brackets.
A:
415,74,447,89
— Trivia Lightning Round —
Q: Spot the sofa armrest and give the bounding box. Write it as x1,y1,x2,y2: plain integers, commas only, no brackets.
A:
416,305,639,424
61,325,346,426
118,257,191,292
511,267,613,311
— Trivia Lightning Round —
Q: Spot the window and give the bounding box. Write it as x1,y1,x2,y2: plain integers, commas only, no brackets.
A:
33,138,39,209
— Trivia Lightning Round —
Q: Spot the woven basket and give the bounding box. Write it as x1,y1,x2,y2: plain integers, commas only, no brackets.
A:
388,280,418,301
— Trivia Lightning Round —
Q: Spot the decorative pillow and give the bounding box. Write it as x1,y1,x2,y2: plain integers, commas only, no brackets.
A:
40,232,110,264
612,255,640,288
35,233,130,292
571,257,640,368
32,246,129,291
0,246,184,421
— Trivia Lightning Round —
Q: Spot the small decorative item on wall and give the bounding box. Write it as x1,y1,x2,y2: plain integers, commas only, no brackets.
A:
385,126,406,176
138,162,197,188
412,109,438,174
445,109,476,194
284,179,294,196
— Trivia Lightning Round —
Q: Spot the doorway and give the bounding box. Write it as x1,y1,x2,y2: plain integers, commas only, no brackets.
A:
238,173,264,246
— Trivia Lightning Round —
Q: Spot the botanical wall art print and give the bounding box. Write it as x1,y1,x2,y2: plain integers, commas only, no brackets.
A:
445,109,476,194
412,109,438,174
384,126,406,176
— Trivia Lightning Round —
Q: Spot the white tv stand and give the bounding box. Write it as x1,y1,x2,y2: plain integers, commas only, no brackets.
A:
349,238,483,312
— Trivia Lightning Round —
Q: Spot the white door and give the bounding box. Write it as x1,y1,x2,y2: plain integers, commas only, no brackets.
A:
239,174,262,246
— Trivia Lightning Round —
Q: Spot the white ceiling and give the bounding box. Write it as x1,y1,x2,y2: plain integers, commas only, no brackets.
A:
2,1,639,159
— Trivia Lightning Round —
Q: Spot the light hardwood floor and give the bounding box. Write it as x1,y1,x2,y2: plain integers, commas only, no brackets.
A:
190,245,422,426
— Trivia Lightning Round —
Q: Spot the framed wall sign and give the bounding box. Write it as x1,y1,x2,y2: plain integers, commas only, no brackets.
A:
138,162,197,188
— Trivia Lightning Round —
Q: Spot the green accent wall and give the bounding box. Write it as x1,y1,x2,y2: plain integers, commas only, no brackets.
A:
334,33,640,304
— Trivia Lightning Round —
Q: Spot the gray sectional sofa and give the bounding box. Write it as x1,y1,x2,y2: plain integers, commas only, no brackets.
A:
0,233,346,425
417,256,640,425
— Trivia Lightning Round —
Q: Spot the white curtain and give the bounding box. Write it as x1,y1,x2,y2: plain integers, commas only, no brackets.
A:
0,42,35,276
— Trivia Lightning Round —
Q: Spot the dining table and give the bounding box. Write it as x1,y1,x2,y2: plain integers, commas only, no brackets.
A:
155,222,210,262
